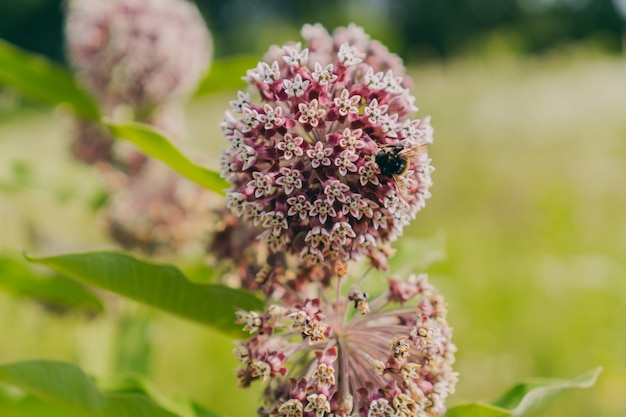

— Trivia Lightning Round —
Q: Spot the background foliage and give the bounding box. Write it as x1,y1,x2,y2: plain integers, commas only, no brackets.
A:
0,1,625,417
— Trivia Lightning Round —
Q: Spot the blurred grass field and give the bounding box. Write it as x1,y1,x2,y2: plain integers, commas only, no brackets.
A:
1,47,625,417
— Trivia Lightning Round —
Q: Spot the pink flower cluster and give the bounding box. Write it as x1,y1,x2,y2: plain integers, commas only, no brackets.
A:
65,0,211,110
220,24,434,270
234,274,457,417
64,0,215,256
105,161,214,256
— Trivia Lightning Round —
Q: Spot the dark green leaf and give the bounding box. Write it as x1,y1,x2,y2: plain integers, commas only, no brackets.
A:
0,39,100,120
443,367,602,417
105,121,229,195
0,361,179,417
0,256,103,314
195,55,258,96
27,251,264,336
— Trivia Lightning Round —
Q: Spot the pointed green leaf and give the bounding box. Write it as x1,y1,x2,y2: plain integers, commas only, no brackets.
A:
0,383,77,417
98,376,226,417
443,367,602,417
443,403,510,417
105,121,229,195
0,369,226,417
190,403,226,417
195,55,258,96
27,251,263,335
492,366,602,415
0,256,103,314
388,232,447,273
0,39,100,120
0,360,179,417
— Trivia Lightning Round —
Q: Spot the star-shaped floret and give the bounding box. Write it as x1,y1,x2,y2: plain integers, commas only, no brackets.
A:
276,133,304,160
311,62,338,85
283,73,310,97
334,149,359,176
337,43,364,66
230,90,251,112
247,61,281,84
282,43,309,68
298,99,327,128
287,194,312,221
339,128,366,149
309,198,337,223
261,103,285,130
333,89,361,117
241,107,262,132
247,172,273,198
262,210,288,236
323,179,350,203
276,166,303,194
306,141,333,167
305,394,331,417
305,227,331,248
364,98,389,125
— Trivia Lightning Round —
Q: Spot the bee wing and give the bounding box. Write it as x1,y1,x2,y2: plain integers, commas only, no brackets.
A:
398,144,427,159
392,174,412,202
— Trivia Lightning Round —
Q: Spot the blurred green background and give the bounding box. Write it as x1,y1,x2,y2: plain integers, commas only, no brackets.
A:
1,1,625,416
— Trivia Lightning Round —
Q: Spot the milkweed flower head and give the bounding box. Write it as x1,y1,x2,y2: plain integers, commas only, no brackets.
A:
65,0,212,111
220,24,435,273
234,273,457,417
105,161,213,256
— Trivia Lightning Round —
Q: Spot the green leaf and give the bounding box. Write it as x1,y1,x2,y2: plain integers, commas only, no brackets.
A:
27,251,264,336
0,366,227,417
0,383,76,417
0,256,103,314
112,313,153,375
388,232,447,272
0,360,179,417
195,55,258,96
190,403,225,417
0,39,100,120
105,121,229,195
443,403,510,417
443,367,602,417
492,366,602,415
98,376,226,417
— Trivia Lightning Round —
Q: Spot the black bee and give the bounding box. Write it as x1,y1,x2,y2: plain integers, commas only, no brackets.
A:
374,143,426,201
